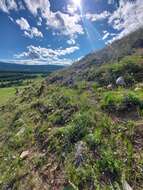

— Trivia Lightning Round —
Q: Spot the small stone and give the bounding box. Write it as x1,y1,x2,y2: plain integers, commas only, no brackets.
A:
42,149,46,153
107,84,113,90
116,76,126,86
134,87,141,91
20,150,30,159
12,155,16,159
123,180,132,190
74,141,87,167
137,83,143,88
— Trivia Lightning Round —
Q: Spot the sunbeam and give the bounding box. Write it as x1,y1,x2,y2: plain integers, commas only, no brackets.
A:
72,0,81,7
73,0,105,50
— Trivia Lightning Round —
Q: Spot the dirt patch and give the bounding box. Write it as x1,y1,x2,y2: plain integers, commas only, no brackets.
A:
109,107,141,122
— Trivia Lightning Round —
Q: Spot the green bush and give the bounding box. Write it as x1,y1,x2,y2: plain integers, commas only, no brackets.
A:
101,91,143,112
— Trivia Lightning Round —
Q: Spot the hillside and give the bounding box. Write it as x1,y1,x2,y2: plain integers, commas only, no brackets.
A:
46,28,143,86
0,28,143,190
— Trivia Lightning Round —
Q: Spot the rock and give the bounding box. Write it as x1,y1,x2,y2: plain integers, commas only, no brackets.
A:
74,141,87,167
107,84,113,90
20,150,30,159
138,83,143,88
134,87,141,91
116,76,126,86
135,83,143,89
123,180,132,190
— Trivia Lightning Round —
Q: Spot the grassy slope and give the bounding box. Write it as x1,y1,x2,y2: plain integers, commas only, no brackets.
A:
46,28,143,86
0,87,16,105
0,54,143,190
0,78,44,106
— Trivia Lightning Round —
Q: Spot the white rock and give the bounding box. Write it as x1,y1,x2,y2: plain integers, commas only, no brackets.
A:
75,141,85,157
75,141,87,166
116,76,126,86
137,83,143,88
107,84,113,90
123,180,133,190
20,150,30,159
134,87,141,91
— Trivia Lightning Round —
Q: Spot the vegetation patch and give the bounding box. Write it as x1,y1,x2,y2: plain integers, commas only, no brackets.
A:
101,89,143,116
0,54,143,189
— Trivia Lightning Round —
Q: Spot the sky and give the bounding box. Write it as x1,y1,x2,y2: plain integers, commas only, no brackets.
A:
0,0,143,65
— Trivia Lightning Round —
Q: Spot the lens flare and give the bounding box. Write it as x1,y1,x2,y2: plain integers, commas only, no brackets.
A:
72,0,81,7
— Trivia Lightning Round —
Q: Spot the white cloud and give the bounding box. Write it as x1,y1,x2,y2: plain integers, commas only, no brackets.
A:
103,30,107,34
86,11,110,22
24,27,43,38
0,0,17,13
66,3,78,15
24,0,50,16
50,12,84,37
15,45,79,60
7,0,17,11
16,17,43,38
108,0,143,42
43,10,84,37
14,45,79,65
17,1,25,10
67,39,76,45
1,58,73,65
8,16,14,22
102,32,110,40
24,0,84,37
37,17,42,26
16,17,30,30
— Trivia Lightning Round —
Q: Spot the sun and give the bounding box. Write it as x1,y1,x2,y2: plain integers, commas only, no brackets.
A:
72,0,81,7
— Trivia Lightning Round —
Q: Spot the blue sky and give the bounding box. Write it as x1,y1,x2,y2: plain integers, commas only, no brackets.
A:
0,0,143,65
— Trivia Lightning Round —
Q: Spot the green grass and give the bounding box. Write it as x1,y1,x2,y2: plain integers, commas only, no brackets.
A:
101,88,143,113
0,55,143,189
0,82,142,190
0,87,16,105
0,77,43,106
87,55,143,86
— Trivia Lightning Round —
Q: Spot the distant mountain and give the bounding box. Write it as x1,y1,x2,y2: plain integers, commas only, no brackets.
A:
0,62,65,73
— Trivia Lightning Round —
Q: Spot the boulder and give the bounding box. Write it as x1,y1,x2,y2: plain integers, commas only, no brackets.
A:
116,76,126,86
20,150,30,159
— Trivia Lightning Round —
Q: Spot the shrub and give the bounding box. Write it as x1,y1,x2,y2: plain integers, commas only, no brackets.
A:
101,91,143,113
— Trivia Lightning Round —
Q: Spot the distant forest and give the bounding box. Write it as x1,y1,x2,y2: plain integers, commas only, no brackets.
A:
0,62,65,88
0,71,49,88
